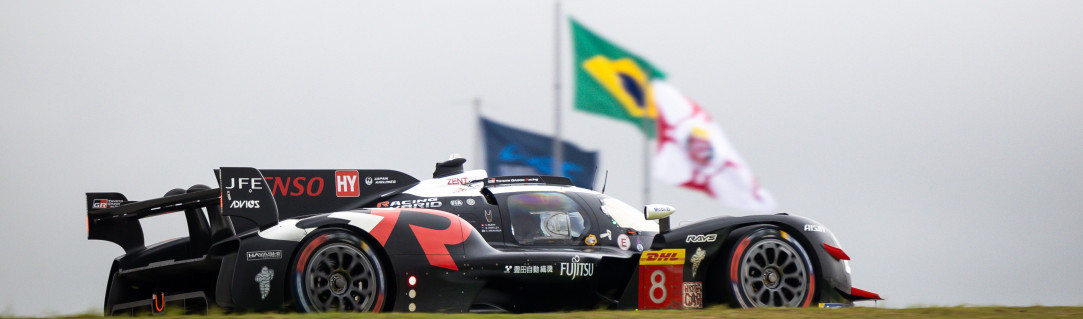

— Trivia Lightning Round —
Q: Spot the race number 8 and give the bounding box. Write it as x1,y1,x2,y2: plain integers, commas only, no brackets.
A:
649,269,666,303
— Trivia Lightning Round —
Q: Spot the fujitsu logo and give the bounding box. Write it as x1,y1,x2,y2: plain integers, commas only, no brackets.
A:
335,170,360,197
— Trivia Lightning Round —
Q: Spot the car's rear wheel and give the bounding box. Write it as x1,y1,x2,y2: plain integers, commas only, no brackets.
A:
727,226,815,308
290,229,388,312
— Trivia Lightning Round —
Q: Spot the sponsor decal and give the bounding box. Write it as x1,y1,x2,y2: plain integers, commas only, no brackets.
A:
682,282,703,308
371,176,397,185
584,234,597,246
228,200,261,209
223,177,264,192
559,255,594,280
504,264,554,274
255,266,274,300
690,247,706,277
450,199,463,207
479,223,502,233
364,176,373,185
640,249,686,265
804,224,827,233
685,234,718,243
91,199,125,209
484,210,493,223
376,198,443,208
819,303,851,309
466,198,476,206
638,249,685,309
636,237,644,252
264,176,324,197
600,229,612,240
447,177,469,185
335,170,360,197
246,250,283,261
617,234,632,250
488,177,541,184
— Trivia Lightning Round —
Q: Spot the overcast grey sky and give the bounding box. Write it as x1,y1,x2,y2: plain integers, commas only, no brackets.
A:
2,0,1082,315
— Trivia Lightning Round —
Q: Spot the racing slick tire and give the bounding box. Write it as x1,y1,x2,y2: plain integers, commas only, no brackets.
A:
725,226,816,308
289,228,389,312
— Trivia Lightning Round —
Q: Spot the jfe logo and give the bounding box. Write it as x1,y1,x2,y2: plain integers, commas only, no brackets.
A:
642,252,681,262
335,170,360,197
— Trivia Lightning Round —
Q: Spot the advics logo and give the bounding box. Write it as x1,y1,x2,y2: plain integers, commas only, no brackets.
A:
229,200,261,209
335,170,360,197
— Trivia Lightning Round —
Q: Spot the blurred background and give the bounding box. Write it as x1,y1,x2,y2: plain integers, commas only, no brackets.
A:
2,1,1081,315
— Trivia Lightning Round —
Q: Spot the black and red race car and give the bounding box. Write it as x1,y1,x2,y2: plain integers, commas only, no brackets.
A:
86,158,879,315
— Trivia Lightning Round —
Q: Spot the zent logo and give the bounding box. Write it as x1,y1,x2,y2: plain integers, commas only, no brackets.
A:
447,177,469,185
335,170,360,197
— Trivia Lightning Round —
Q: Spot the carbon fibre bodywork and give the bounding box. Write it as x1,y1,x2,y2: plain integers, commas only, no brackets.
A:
87,159,877,314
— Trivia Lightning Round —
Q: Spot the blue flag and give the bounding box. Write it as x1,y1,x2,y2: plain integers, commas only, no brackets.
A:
481,117,598,189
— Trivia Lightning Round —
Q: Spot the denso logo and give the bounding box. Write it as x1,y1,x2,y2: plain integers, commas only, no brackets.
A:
641,251,681,262
447,177,469,185
804,224,827,233
335,170,360,197
229,200,261,209
685,234,717,243
264,176,324,196
223,177,263,190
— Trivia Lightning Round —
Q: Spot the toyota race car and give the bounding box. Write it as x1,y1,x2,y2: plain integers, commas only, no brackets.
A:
86,158,880,315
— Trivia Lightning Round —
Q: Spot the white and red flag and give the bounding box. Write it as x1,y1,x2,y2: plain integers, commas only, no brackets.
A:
651,81,777,212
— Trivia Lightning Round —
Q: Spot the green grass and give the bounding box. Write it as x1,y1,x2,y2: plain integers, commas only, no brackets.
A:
7,306,1083,319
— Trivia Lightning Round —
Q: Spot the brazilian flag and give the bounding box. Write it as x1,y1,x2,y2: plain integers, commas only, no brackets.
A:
571,18,666,138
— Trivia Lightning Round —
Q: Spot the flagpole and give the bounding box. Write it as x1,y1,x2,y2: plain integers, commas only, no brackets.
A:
551,0,564,178
474,97,482,170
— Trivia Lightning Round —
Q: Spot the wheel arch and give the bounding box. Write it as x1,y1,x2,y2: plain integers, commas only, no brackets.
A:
703,222,822,307
287,224,397,312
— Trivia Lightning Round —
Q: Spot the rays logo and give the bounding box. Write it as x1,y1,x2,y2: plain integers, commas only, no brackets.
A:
581,55,658,120
685,234,717,243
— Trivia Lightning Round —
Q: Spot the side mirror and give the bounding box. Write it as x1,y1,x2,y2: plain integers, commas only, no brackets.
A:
644,204,676,220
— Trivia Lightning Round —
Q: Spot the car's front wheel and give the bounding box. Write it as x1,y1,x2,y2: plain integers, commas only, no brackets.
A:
290,229,388,312
727,226,815,308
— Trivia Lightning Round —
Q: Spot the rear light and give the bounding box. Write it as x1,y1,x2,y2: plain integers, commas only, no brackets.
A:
408,275,417,286
823,243,851,260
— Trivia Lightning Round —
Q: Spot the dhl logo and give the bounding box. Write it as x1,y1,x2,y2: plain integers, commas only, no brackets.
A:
639,249,686,265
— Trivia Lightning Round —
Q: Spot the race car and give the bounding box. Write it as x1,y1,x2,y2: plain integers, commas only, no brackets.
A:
86,157,880,315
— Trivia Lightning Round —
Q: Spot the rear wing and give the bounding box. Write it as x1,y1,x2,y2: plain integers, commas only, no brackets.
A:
87,167,420,252
86,186,223,253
